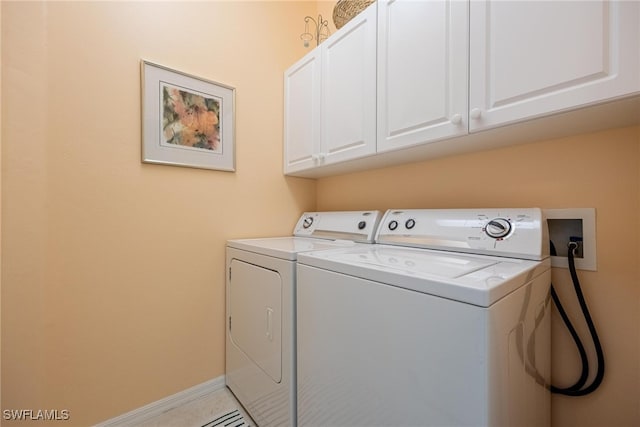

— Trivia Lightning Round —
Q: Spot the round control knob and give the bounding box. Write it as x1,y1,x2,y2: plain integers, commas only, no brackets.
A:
388,220,398,231
405,219,416,230
302,217,314,229
485,218,512,239
358,221,367,230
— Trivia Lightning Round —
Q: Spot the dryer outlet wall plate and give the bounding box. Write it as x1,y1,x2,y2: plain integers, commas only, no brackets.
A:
544,208,596,271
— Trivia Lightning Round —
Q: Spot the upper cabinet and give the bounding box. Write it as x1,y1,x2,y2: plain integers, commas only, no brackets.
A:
284,4,376,175
377,0,468,152
284,49,321,173
469,0,640,132
284,0,639,177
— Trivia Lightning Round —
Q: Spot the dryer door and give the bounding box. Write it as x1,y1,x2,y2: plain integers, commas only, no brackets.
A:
229,259,282,383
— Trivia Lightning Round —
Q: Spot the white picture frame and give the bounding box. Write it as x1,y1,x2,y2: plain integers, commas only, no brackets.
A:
141,60,235,171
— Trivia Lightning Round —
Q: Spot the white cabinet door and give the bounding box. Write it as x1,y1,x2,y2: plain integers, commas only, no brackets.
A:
377,0,469,152
320,3,377,165
284,49,321,174
469,0,640,132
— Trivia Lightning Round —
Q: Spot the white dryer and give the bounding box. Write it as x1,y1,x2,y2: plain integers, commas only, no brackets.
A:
226,211,382,427
297,208,551,427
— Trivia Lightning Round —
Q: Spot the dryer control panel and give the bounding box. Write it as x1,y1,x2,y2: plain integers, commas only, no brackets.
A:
375,208,549,260
293,211,382,243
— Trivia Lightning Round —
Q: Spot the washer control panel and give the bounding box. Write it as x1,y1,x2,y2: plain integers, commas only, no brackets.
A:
293,211,382,243
375,208,548,260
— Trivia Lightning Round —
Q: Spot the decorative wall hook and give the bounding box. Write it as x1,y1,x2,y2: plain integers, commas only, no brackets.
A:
300,14,330,48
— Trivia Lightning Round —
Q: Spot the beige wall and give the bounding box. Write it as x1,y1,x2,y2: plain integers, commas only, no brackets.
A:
317,125,640,427
0,0,3,412
317,0,339,37
1,1,316,425
2,1,639,427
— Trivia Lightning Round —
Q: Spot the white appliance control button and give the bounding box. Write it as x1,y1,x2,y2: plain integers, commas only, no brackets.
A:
358,221,367,230
302,217,314,229
405,219,416,229
485,218,512,239
389,220,399,231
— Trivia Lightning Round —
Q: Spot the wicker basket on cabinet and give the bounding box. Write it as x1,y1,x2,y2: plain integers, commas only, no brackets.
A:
332,0,376,29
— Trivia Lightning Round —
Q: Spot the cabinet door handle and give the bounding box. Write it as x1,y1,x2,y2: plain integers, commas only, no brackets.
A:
451,113,462,125
318,152,327,162
470,108,482,120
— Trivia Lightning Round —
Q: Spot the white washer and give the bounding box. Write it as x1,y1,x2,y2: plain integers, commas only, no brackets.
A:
297,208,551,427
226,211,382,427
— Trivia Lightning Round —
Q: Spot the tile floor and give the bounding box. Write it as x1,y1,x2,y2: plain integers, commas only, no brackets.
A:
137,387,256,427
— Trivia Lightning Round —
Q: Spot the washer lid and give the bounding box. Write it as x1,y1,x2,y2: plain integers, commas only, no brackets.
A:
227,237,359,260
297,245,550,307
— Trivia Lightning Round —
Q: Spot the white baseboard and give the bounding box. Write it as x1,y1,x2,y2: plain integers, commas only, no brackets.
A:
94,375,226,427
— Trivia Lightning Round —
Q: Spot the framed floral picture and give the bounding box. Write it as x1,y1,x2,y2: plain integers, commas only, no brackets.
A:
141,60,235,171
